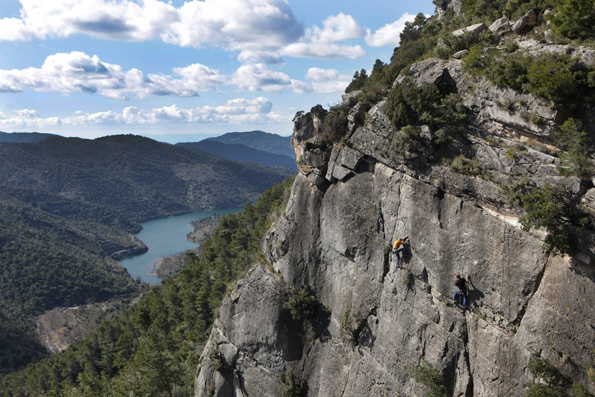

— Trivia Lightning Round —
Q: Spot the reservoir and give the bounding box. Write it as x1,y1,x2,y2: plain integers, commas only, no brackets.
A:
120,208,242,284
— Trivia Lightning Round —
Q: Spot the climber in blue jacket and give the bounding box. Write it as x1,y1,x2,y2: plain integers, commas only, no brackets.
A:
453,273,470,308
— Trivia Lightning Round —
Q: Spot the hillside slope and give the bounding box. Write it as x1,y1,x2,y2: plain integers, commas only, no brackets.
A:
0,131,58,143
0,134,295,222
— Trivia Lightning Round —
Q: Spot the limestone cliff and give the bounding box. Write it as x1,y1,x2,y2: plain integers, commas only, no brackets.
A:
195,40,595,397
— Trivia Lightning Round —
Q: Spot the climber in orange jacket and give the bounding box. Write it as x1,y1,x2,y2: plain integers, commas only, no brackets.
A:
392,235,409,268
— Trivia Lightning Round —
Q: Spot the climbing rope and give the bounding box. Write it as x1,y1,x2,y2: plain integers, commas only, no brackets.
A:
374,263,403,397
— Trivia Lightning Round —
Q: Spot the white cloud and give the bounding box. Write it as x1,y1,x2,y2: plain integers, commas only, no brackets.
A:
237,50,284,65
0,51,226,99
0,0,303,52
290,79,313,94
305,68,351,93
231,63,292,92
0,97,281,129
279,13,366,59
0,1,375,60
280,42,365,59
311,13,365,43
365,13,416,47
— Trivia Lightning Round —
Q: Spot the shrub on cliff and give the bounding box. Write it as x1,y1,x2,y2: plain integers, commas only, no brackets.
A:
525,352,595,397
410,360,449,397
284,287,317,321
464,48,593,104
279,369,302,397
555,118,594,178
518,184,587,255
385,78,467,144
385,78,441,128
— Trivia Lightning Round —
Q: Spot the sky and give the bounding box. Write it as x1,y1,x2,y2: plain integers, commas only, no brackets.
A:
0,0,435,143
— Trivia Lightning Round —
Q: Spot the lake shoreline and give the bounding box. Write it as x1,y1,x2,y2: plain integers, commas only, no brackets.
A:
119,208,242,284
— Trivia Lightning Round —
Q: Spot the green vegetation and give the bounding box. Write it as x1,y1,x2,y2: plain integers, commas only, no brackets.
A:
525,352,594,397
402,271,414,289
458,0,556,22
209,350,226,372
548,0,595,40
284,288,317,321
0,135,294,222
555,119,594,178
518,184,588,255
391,125,423,159
339,306,361,347
410,360,449,397
0,177,295,396
279,368,302,397
449,155,482,176
464,47,593,105
385,78,467,144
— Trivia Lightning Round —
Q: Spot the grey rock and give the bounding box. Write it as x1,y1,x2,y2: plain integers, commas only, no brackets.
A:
332,164,353,181
337,146,363,170
452,23,488,44
342,91,361,107
581,188,595,212
437,0,461,19
489,17,510,33
346,102,371,138
512,10,536,34
395,58,447,86
452,49,469,59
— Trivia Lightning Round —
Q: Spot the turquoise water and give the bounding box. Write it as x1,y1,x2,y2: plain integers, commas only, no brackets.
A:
120,208,241,284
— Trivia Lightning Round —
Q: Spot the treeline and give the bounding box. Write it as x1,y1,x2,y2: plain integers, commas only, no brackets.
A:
0,176,295,396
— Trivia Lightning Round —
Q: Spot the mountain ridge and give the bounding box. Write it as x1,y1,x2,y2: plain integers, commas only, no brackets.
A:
177,140,297,169
207,130,294,158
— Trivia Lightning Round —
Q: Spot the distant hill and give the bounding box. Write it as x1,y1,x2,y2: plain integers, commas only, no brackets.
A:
0,134,295,222
207,130,294,158
0,131,59,143
178,140,297,170
0,134,294,373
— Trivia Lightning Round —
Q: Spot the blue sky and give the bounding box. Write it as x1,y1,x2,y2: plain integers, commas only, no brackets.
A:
0,0,434,143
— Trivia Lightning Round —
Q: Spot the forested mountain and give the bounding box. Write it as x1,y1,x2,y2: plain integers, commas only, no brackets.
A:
0,134,294,375
0,186,147,374
0,131,58,143
177,140,297,169
0,134,295,221
0,177,295,396
207,130,294,158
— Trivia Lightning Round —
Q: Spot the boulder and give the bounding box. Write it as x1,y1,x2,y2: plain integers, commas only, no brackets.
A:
489,17,510,33
395,58,446,86
512,10,536,34
452,23,488,44
452,49,469,59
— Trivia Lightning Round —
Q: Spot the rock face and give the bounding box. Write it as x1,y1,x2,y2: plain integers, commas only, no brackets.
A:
195,56,595,396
